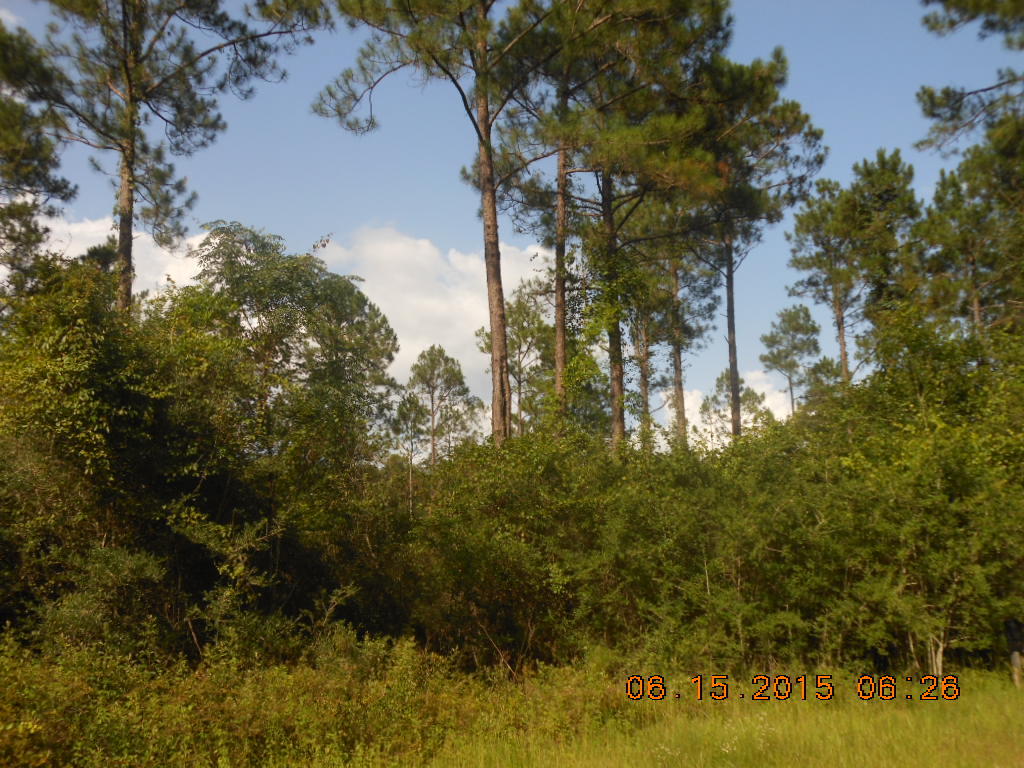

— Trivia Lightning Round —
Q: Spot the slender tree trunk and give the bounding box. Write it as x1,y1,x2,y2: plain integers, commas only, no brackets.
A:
671,267,688,446
552,82,571,411
429,392,437,467
407,451,413,514
636,318,652,450
516,371,523,435
724,235,741,437
476,84,511,445
115,88,138,311
833,292,850,383
969,251,983,334
929,634,945,677
671,340,687,444
601,171,626,448
608,320,626,448
908,631,921,672
554,139,569,411
115,155,135,311
788,377,795,416
115,2,140,312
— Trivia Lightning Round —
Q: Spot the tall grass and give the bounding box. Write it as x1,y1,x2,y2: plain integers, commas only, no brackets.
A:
1,633,1020,768
433,671,1024,768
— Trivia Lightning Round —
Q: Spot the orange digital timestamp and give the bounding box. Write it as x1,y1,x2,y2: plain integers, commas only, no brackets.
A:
626,674,961,701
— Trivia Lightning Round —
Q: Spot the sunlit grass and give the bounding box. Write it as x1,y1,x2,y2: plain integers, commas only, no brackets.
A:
429,672,1024,768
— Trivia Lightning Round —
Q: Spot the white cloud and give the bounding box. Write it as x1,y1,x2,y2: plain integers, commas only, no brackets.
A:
0,8,21,26
656,385,717,446
742,368,791,421
320,226,549,398
41,215,201,294
654,386,703,432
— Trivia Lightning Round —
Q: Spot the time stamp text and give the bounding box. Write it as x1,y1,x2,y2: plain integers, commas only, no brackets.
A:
627,674,962,701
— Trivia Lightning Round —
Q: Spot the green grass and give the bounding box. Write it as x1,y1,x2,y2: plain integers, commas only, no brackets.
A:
430,672,1024,768
2,634,1022,767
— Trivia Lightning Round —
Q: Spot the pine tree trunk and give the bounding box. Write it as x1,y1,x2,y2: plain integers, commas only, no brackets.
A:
517,372,523,435
407,451,414,514
671,340,687,444
116,154,135,311
554,140,569,411
115,85,138,312
671,268,688,445
115,4,141,312
637,318,652,450
834,292,850,383
476,79,511,445
608,320,626,448
969,251,983,334
601,171,626,448
430,392,437,467
725,236,741,437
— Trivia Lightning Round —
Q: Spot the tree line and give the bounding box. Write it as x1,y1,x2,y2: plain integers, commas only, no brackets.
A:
1,0,1024,686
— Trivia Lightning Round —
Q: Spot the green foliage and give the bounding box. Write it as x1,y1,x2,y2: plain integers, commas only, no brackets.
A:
787,178,859,381
37,546,167,654
391,429,706,668
917,119,1024,335
0,221,405,663
391,391,429,466
840,149,921,323
0,21,75,286
787,150,923,377
918,0,1024,147
25,0,318,307
38,0,308,244
0,629,665,768
923,0,1024,44
8,244,1019,677
477,279,553,434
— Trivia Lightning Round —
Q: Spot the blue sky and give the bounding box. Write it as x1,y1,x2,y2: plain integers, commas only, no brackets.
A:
0,0,1017,425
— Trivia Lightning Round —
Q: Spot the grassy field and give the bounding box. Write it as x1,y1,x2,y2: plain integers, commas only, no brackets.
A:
3,635,1022,767
431,672,1024,768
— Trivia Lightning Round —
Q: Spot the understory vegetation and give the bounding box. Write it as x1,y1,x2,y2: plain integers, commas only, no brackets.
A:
1,257,1022,764
3,254,1024,673
2,641,1020,766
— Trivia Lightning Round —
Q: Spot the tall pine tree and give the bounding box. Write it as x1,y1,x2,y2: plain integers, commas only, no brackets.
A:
39,0,316,310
